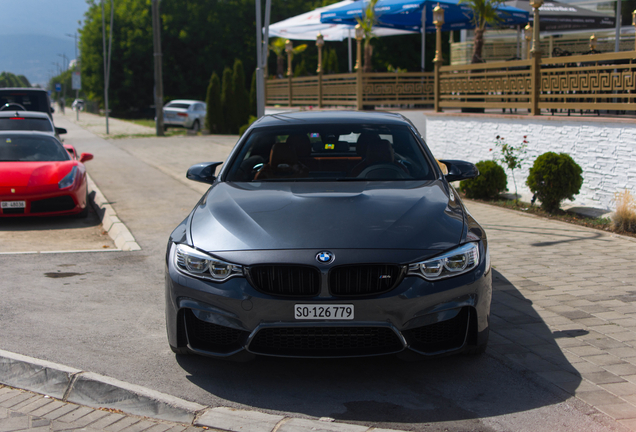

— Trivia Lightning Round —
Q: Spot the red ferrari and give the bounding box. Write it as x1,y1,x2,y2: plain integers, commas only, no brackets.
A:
0,131,93,217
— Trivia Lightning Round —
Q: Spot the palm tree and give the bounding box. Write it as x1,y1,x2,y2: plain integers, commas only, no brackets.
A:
269,38,307,77
460,0,504,63
355,0,379,72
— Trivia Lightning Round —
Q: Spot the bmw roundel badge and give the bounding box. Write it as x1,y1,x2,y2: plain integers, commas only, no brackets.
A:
316,251,334,264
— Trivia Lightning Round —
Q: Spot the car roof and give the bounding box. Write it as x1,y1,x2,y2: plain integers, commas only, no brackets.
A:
0,130,61,141
0,87,48,93
166,99,205,105
0,111,51,119
251,110,412,128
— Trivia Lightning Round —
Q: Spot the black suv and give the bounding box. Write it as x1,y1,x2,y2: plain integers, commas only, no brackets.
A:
0,88,54,119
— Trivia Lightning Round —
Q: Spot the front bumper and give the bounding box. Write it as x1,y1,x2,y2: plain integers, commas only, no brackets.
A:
165,244,492,359
0,184,87,217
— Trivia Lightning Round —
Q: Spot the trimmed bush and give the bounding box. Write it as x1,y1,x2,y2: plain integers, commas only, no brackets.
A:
233,59,249,131
460,160,507,199
205,72,222,134
526,152,583,213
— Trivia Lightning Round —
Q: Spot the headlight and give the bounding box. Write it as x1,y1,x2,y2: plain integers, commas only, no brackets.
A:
175,244,242,282
58,166,77,189
407,243,479,281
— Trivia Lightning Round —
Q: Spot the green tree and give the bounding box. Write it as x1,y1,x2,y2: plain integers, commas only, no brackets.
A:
459,0,504,63
221,67,236,134
269,38,307,77
205,72,222,133
233,59,249,130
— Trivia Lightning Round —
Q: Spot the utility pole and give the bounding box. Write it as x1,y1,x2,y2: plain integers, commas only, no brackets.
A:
66,33,81,120
152,0,165,136
255,0,271,118
101,0,114,135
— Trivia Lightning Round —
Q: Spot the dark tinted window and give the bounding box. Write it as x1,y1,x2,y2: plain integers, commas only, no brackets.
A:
0,135,70,162
226,124,434,182
0,117,53,132
0,91,48,114
165,103,191,109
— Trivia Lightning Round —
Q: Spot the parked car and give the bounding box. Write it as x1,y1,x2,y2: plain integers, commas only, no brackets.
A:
72,99,85,111
0,111,67,138
162,100,206,132
165,111,491,360
0,88,54,119
0,131,93,218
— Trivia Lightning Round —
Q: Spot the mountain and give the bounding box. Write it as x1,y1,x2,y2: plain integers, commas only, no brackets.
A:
0,34,77,86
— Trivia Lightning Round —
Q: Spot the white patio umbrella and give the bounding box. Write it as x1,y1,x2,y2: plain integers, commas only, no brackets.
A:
269,0,417,71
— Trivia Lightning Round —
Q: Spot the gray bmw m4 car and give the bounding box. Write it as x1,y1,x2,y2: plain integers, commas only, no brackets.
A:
165,111,492,360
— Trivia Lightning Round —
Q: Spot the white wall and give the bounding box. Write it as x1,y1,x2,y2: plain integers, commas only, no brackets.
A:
394,111,636,211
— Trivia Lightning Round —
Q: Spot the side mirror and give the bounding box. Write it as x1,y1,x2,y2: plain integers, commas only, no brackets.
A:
439,159,479,182
186,162,223,185
79,153,93,163
55,127,67,135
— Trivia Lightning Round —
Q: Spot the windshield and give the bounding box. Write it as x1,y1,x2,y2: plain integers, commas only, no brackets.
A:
165,103,191,109
226,124,435,182
0,91,48,113
0,117,53,132
0,135,70,162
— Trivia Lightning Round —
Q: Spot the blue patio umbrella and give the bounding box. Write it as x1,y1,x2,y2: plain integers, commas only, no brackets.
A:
320,0,529,33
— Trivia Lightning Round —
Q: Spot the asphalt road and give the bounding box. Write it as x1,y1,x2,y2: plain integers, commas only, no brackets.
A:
0,116,624,432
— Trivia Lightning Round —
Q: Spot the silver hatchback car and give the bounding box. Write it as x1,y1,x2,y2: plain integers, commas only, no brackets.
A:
162,99,206,132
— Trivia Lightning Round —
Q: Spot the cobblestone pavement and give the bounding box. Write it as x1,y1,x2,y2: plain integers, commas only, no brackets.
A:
465,202,636,431
0,386,204,432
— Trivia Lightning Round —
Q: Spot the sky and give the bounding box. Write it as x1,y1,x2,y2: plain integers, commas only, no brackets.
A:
0,0,89,38
0,0,90,85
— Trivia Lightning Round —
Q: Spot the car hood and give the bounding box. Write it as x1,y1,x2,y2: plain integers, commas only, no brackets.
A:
190,181,465,252
0,161,77,189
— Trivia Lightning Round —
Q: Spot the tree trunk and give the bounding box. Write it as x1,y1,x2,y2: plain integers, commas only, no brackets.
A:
363,43,373,73
472,28,485,64
277,55,285,78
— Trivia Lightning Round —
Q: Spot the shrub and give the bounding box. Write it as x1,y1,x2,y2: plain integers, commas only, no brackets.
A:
205,72,222,134
232,59,249,131
460,160,507,199
249,70,256,117
526,152,583,213
612,189,636,233
238,115,257,136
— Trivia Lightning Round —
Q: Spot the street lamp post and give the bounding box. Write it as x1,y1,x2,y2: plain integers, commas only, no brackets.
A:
524,24,532,59
101,0,114,135
633,10,636,51
285,40,293,77
316,33,324,74
432,3,444,113
529,0,543,115
316,33,324,108
354,24,363,71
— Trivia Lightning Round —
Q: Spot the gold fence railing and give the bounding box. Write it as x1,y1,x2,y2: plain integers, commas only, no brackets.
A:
265,50,636,114
266,71,434,108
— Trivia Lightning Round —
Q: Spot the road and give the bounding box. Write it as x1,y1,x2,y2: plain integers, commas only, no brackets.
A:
0,114,629,432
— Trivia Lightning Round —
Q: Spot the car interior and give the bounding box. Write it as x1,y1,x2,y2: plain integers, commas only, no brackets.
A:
227,125,435,182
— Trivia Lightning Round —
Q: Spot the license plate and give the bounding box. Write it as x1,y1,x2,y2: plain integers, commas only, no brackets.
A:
294,304,354,320
1,201,25,209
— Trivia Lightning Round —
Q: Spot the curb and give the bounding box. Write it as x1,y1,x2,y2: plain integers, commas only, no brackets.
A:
0,350,405,432
87,174,141,251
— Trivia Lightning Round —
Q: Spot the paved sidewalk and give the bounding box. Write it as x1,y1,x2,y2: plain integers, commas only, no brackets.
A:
0,385,203,432
56,106,156,138
465,202,636,431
